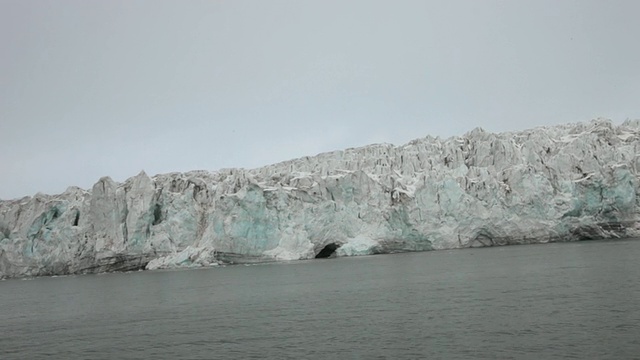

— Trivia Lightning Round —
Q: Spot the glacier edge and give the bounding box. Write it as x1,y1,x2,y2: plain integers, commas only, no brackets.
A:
1,118,640,278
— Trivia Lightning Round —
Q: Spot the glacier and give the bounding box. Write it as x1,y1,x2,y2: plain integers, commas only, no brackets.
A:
1,119,640,278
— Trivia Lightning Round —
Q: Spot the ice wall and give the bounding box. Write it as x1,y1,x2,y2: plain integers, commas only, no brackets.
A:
1,119,639,278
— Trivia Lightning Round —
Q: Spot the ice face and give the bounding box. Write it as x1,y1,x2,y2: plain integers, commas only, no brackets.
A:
1,119,639,278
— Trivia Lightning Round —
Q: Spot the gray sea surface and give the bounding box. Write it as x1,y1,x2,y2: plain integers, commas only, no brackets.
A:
1,239,640,359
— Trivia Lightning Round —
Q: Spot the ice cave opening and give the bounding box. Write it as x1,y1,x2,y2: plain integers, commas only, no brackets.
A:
315,243,340,259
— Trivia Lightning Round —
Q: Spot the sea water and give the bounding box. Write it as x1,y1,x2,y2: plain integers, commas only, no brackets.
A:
1,239,639,359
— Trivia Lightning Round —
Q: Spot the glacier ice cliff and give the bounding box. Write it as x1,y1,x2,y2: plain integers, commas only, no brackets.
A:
1,119,640,278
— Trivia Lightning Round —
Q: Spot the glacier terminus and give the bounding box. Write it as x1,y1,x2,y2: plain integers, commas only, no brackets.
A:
1,119,639,279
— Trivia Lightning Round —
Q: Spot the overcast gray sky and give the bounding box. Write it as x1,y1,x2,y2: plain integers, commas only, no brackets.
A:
1,0,639,199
